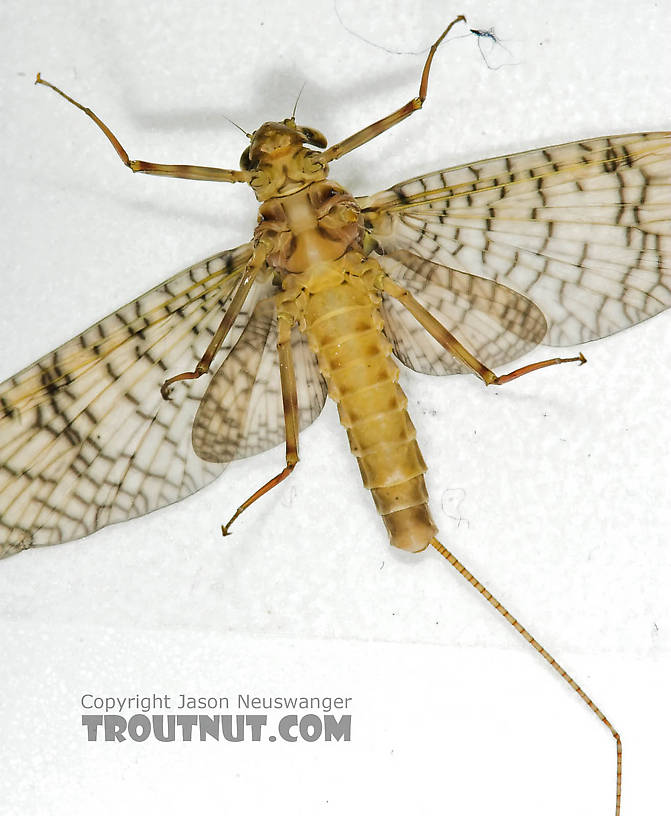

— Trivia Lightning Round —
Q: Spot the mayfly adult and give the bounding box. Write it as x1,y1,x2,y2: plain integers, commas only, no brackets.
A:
0,15,669,815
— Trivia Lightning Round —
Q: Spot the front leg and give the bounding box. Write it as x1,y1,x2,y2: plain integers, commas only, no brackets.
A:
35,74,250,184
319,15,466,164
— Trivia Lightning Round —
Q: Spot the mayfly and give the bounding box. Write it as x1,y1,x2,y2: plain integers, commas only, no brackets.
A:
0,15,669,814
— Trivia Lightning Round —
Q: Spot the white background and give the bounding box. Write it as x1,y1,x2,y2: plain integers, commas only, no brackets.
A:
0,0,669,813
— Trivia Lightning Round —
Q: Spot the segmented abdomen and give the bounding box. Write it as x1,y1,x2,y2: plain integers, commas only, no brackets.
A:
302,267,437,552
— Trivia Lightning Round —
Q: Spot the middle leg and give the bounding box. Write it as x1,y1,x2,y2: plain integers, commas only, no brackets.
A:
377,273,586,385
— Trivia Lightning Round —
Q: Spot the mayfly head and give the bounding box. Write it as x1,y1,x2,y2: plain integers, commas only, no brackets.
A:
240,120,327,169
242,120,329,200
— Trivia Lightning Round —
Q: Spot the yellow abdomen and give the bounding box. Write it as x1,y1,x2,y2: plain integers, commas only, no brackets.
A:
300,265,437,553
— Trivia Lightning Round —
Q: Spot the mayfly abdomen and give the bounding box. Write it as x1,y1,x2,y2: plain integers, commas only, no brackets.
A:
301,270,437,552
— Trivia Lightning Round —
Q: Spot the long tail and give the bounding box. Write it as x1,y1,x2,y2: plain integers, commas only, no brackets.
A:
431,538,622,816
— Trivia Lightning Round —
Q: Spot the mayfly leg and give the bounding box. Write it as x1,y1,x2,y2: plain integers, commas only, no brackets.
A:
160,258,262,399
33,74,277,400
34,74,250,184
221,313,300,535
319,15,467,164
377,273,586,385
431,538,622,815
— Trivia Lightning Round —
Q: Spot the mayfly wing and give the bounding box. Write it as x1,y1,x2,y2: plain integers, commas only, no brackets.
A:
360,133,671,352
0,243,276,557
192,298,327,463
378,249,548,375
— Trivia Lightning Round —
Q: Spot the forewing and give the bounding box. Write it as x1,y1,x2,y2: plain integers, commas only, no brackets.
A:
0,243,268,557
193,299,328,463
360,133,671,346
379,249,548,375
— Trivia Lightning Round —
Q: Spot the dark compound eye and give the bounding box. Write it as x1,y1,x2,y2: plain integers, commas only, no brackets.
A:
239,146,255,171
300,127,327,149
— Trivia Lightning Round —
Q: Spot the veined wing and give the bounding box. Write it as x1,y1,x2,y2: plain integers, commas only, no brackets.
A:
0,243,273,558
360,133,671,347
379,249,547,375
193,298,328,463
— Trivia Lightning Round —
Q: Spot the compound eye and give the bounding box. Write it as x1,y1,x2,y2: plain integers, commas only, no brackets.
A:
239,146,255,171
300,127,327,149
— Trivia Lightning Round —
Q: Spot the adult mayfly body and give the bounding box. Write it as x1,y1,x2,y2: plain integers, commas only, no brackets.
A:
0,15,669,815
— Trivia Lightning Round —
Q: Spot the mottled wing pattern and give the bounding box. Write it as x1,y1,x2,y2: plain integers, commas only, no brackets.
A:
360,133,671,348
379,249,547,375
0,243,273,557
193,299,328,463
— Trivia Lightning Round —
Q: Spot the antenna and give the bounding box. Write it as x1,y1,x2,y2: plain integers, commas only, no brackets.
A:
290,81,307,121
224,113,252,140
